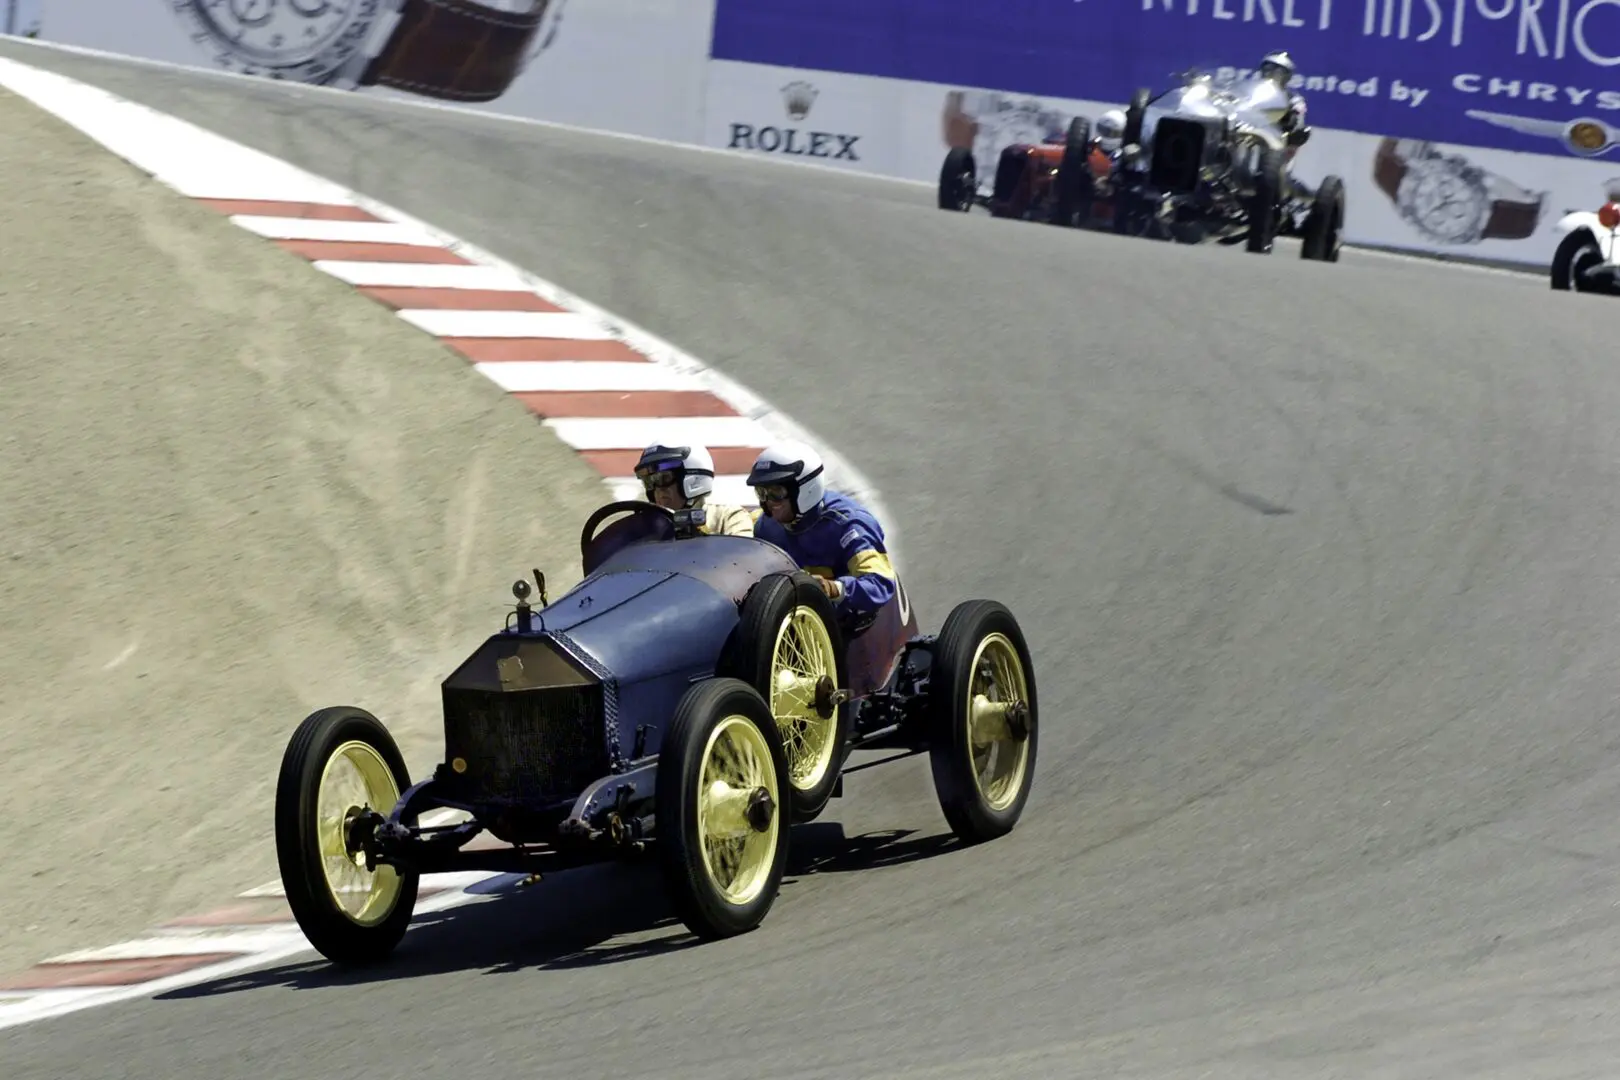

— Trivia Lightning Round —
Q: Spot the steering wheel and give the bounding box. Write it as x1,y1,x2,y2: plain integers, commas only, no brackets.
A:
579,501,677,576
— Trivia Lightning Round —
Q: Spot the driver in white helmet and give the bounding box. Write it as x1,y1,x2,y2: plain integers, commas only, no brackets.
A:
1259,50,1309,155
635,442,756,536
747,440,897,621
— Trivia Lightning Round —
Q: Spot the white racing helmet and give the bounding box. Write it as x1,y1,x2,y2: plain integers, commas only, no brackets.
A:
635,442,716,504
1095,108,1126,149
1259,50,1296,86
747,440,826,516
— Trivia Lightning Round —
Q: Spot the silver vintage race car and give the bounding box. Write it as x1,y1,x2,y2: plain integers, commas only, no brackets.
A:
1109,68,1345,259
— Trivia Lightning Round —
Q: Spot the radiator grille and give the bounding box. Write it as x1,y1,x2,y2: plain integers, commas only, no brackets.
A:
441,683,609,805
1150,117,1211,194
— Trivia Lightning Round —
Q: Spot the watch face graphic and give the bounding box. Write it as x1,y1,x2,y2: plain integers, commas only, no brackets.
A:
172,0,382,84
170,0,557,103
1373,138,1546,245
1399,162,1488,245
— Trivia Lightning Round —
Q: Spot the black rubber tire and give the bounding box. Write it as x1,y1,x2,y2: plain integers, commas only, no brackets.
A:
1300,174,1345,262
938,147,976,211
274,706,419,966
1123,88,1150,147
989,146,1029,218
656,678,792,939
1054,116,1095,227
718,571,851,823
1246,146,1286,254
926,600,1040,845
1551,229,1604,291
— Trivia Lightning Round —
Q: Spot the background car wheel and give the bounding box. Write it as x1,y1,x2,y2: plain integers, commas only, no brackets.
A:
1054,116,1096,227
1551,229,1607,292
937,147,976,211
1123,88,1150,147
926,600,1039,845
655,678,792,939
1246,146,1285,254
274,706,419,966
989,146,1030,219
1300,174,1345,262
720,572,851,823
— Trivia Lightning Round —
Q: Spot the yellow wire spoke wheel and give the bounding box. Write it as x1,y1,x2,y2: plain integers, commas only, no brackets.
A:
769,604,842,793
926,601,1039,845
275,706,420,967
962,633,1032,812
656,678,792,940
725,572,851,824
315,740,405,926
695,715,782,906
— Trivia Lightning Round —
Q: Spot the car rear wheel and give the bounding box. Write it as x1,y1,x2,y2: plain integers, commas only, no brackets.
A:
656,678,791,939
721,572,852,823
926,600,1039,845
1551,229,1608,292
1300,174,1345,262
1053,116,1096,227
938,147,976,211
1246,146,1286,254
274,706,419,966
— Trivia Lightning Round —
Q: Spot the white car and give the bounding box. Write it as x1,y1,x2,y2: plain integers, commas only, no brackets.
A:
1551,201,1620,294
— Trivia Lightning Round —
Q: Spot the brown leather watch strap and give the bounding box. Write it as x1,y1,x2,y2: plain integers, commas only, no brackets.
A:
360,0,553,103
1483,196,1544,240
1371,138,1406,198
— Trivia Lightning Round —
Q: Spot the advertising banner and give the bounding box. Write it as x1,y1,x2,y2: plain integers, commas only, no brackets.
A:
703,56,1613,266
706,0,1620,266
23,0,717,143
710,0,1620,163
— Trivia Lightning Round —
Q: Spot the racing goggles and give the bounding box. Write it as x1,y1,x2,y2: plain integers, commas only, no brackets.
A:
754,484,791,505
638,467,681,492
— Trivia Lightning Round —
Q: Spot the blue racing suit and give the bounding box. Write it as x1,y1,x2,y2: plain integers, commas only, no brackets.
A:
754,490,897,619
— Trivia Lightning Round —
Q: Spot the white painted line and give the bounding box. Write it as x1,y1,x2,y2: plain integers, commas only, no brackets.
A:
43,928,304,964
0,871,511,1033
544,416,773,451
0,57,358,205
474,360,692,393
228,215,438,245
0,989,107,1011
396,309,613,339
311,260,537,290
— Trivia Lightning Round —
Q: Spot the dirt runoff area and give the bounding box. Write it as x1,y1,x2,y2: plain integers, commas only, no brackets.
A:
0,87,614,975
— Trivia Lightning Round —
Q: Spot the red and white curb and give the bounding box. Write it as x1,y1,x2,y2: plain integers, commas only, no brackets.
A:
0,809,514,1030
0,55,892,516
0,56,896,1029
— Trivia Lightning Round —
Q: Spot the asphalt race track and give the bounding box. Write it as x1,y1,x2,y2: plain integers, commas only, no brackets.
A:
6,40,1620,1080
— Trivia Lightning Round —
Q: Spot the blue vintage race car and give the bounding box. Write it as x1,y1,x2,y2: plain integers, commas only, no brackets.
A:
273,500,1039,965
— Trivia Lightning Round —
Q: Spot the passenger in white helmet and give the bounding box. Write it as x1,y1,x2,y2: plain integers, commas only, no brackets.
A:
634,443,756,536
747,440,896,623
1094,108,1127,155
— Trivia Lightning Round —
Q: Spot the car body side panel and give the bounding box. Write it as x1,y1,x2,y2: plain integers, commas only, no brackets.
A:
586,533,801,603
552,571,746,759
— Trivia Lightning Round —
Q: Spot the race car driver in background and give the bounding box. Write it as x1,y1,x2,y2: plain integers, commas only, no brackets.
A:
635,443,756,536
1259,49,1310,160
747,441,897,624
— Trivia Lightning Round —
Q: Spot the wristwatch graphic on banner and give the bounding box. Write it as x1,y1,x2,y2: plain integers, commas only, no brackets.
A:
1372,137,1546,245
170,0,565,104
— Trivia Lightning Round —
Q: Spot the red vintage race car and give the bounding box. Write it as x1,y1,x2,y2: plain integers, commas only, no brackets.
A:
938,112,1123,230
